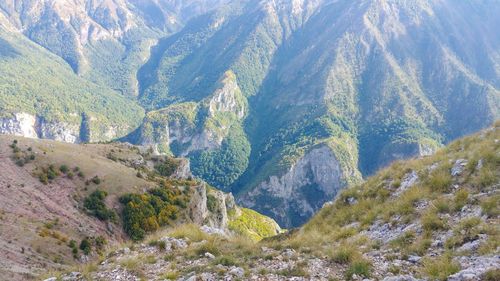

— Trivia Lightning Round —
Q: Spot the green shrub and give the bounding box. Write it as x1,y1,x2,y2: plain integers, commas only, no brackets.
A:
39,173,49,184
79,238,92,255
155,158,180,177
83,190,117,222
206,194,218,212
47,165,59,180
59,165,69,174
37,165,60,183
94,236,107,253
119,186,187,241
68,240,77,248
91,176,101,185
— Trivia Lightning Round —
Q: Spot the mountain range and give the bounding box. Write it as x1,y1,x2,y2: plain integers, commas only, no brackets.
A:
0,0,499,228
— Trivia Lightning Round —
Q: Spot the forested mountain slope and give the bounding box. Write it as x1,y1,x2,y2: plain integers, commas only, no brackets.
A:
0,0,499,228
129,0,500,227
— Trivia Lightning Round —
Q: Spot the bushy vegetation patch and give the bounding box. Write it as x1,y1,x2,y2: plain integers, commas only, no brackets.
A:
38,165,60,184
79,236,107,256
83,190,117,222
9,140,36,167
119,186,189,241
154,157,181,177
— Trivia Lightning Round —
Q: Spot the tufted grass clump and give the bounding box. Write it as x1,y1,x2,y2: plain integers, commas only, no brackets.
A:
213,255,237,266
483,269,500,281
422,254,460,281
169,224,209,242
345,259,372,280
453,189,469,212
425,166,452,193
445,217,482,250
480,195,499,218
193,240,221,257
329,244,358,264
421,210,446,233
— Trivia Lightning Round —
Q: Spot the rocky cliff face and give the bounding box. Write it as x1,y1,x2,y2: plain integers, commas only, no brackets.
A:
0,112,129,143
240,145,354,227
136,71,246,156
188,183,237,230
0,112,37,138
0,112,80,143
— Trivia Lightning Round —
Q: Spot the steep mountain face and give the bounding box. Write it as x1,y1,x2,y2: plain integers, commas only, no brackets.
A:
0,0,499,228
130,0,500,227
0,0,229,96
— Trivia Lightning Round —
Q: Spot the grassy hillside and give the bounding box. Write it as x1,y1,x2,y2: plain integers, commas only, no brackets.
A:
281,121,500,279
0,134,279,280
49,123,499,281
0,135,154,279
